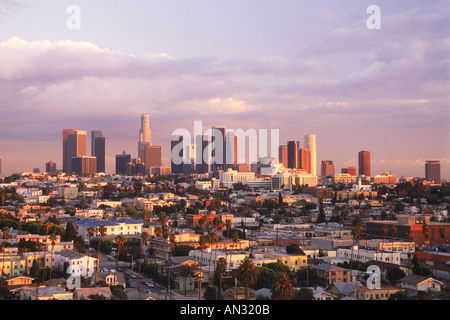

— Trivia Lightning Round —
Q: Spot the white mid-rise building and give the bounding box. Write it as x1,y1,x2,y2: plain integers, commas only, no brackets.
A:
336,246,402,265
219,169,256,188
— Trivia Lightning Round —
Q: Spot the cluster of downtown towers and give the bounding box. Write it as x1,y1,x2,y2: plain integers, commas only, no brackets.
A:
57,114,162,176
53,113,373,177
51,113,439,182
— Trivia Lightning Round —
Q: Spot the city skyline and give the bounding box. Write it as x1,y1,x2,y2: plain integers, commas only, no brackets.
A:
0,1,448,179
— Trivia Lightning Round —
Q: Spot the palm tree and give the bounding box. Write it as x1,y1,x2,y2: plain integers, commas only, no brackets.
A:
212,218,224,275
154,227,162,269
215,257,227,294
48,233,57,284
138,231,149,300
95,225,107,282
390,224,397,265
272,272,295,300
115,235,125,272
405,229,413,266
207,230,216,286
236,256,259,300
198,215,207,230
197,235,207,300
229,231,239,273
166,233,176,296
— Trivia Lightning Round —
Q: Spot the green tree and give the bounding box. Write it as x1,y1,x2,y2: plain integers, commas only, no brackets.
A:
388,290,408,300
254,267,277,290
293,287,314,300
64,222,77,242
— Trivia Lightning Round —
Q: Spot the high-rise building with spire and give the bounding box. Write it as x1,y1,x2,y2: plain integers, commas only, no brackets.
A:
138,113,152,159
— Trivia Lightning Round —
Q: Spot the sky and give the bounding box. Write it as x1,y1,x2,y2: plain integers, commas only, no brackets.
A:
0,0,449,179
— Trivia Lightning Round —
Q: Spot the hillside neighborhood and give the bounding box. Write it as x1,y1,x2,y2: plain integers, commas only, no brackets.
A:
0,171,449,301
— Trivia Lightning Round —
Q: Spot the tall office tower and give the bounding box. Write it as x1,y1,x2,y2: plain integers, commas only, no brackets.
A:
72,156,97,175
321,160,335,177
358,150,371,177
63,129,80,173
46,161,57,174
225,132,238,170
342,167,357,176
91,131,106,173
211,126,226,172
116,151,131,175
144,145,162,172
304,134,317,176
64,129,87,174
425,160,441,184
279,145,288,168
287,141,300,169
138,113,152,159
299,148,311,173
195,135,209,174
0,157,3,178
171,135,185,174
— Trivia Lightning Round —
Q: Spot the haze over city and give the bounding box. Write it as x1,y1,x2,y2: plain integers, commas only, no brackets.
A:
0,1,448,179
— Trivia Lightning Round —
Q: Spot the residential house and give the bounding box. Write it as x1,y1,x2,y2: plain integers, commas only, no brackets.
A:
19,285,74,300
54,250,98,278
397,275,445,294
309,264,352,286
96,271,126,287
74,217,143,240
309,286,335,300
73,287,112,300
262,250,307,272
327,282,363,299
355,285,403,300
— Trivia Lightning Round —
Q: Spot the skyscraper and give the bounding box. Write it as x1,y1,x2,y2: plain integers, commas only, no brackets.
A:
72,156,97,175
358,151,371,177
304,134,317,176
46,161,57,174
425,160,441,184
0,157,3,178
211,126,226,172
63,129,80,173
116,151,131,175
195,135,209,174
144,145,162,172
279,145,288,169
91,131,106,173
138,113,152,159
321,160,335,177
299,148,311,173
64,129,87,174
287,141,300,169
225,132,238,170
171,135,185,174
342,167,357,176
